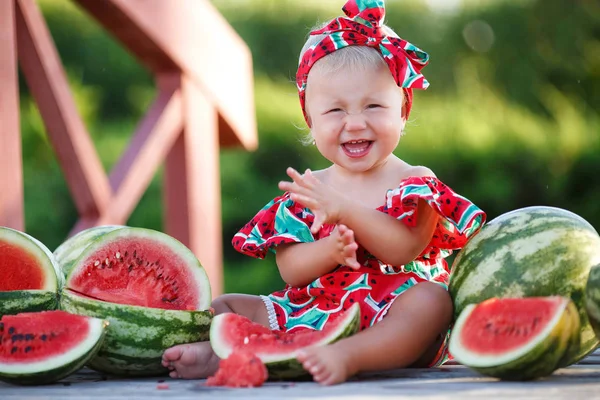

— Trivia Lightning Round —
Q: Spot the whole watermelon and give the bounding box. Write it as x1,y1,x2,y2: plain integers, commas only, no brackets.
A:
584,263,600,339
449,206,600,366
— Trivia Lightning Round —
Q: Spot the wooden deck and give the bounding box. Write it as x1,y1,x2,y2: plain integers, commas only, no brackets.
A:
3,351,600,399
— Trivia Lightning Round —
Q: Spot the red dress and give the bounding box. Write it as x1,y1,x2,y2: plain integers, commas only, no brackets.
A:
232,176,486,365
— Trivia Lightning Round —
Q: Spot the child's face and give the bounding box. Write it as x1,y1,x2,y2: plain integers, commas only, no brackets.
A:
305,62,406,174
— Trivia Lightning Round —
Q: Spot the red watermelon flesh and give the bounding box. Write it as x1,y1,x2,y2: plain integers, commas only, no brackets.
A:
0,311,90,363
68,237,200,310
460,297,562,355
206,351,268,388
214,304,359,359
0,242,45,291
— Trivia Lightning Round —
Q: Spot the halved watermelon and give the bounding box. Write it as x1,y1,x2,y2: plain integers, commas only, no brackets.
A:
59,227,213,376
210,303,360,380
448,296,580,381
0,227,62,316
0,310,108,385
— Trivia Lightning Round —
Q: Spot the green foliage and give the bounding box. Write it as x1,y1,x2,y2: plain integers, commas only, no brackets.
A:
18,0,600,294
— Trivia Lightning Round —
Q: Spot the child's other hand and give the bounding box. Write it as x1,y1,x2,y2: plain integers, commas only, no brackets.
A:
331,224,360,270
278,167,347,233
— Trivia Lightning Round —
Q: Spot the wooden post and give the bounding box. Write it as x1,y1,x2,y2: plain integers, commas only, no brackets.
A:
165,76,223,297
16,0,111,220
0,0,24,230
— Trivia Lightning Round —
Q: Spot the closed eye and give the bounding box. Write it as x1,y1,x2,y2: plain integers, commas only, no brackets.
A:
367,104,382,109
326,108,343,113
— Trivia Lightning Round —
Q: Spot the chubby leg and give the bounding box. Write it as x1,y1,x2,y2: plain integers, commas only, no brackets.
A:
297,282,453,385
161,294,270,379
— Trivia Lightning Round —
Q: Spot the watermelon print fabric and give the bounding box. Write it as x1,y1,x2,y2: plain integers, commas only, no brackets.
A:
232,176,486,347
297,0,430,124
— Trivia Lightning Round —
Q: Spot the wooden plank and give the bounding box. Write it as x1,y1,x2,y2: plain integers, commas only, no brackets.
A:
165,75,223,297
15,0,111,220
73,0,257,151
4,363,600,398
70,75,184,234
0,0,24,231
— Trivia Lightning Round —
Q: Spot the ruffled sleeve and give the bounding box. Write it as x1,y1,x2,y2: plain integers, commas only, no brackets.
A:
232,193,317,259
382,176,486,254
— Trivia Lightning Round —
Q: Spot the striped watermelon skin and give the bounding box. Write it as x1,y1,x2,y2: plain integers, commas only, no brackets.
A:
449,206,600,365
60,290,212,376
53,225,124,278
449,297,579,381
584,263,600,340
0,290,58,317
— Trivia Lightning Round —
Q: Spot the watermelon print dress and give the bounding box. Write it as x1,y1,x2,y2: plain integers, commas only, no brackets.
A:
232,176,486,365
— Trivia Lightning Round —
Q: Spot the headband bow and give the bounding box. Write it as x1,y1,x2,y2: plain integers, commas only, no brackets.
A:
296,0,430,126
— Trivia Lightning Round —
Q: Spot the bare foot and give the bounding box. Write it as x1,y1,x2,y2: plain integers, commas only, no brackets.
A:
297,344,356,385
161,342,219,379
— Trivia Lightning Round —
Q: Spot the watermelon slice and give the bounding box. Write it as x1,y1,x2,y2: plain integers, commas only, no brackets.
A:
59,226,213,376
0,310,108,385
210,303,360,380
0,227,63,317
448,296,580,381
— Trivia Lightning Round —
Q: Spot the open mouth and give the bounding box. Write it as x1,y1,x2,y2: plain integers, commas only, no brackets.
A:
341,140,373,158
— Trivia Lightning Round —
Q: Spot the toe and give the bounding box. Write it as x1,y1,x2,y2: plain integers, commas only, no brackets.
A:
163,346,184,362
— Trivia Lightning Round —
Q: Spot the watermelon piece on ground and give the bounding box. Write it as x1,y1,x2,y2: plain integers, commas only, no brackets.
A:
59,227,213,376
448,296,580,381
206,350,268,388
210,303,360,380
449,206,600,365
0,227,62,317
0,310,108,385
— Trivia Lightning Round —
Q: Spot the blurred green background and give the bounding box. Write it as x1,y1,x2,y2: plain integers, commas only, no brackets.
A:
20,0,599,295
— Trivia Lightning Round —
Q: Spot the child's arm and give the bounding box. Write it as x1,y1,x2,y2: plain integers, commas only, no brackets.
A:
279,167,438,266
275,224,360,288
339,197,437,266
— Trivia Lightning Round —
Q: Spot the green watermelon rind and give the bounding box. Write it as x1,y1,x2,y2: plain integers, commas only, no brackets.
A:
65,226,212,310
584,263,600,340
0,290,58,317
0,315,108,386
448,206,600,365
449,298,575,381
0,227,63,292
210,303,361,380
53,225,125,278
60,290,212,377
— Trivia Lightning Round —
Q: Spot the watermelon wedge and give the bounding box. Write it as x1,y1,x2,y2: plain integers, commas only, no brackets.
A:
59,226,213,376
0,227,63,317
448,296,580,381
0,310,108,385
210,303,360,380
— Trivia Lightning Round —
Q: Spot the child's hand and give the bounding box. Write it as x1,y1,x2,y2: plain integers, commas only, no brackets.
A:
331,224,360,270
278,167,348,233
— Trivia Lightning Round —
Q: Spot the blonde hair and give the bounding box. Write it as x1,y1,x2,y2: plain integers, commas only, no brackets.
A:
297,22,405,145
